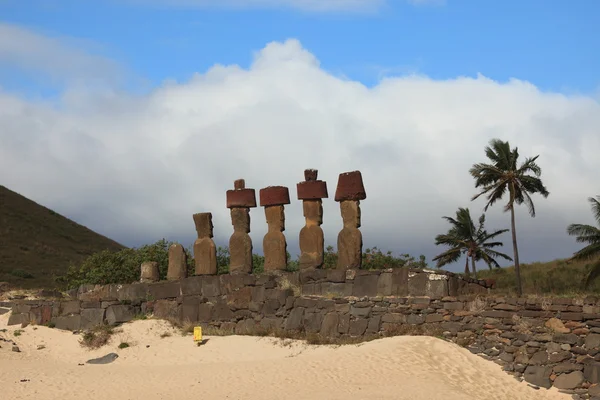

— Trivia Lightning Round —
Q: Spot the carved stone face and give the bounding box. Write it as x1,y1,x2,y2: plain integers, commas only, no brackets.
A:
194,212,214,238
265,205,285,231
340,200,360,228
231,208,250,233
303,200,323,225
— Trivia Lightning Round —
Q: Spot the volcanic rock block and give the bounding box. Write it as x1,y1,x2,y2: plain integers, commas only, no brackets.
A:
193,213,217,275
335,171,366,269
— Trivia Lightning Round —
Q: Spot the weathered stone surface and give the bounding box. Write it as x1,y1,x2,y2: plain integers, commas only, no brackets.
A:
587,334,600,350
320,312,339,337
7,313,28,326
105,305,136,325
408,272,428,296
59,300,80,316
349,318,368,336
80,308,105,329
149,282,181,300
226,179,257,208
298,200,325,270
52,315,81,331
337,199,363,270
229,207,253,273
193,212,217,275
227,287,252,310
285,307,304,331
352,274,378,297
553,371,584,390
391,268,409,296
140,261,159,283
167,243,188,281
553,333,581,345
236,319,257,334
584,360,600,384
524,365,552,388
334,170,366,201
181,297,200,323
117,284,148,302
197,303,213,322
153,300,179,320
263,204,288,271
181,276,203,296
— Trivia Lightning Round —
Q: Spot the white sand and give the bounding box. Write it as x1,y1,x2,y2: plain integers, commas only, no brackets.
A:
0,313,569,400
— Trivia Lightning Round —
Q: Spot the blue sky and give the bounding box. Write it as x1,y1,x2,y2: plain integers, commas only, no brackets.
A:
1,0,599,96
1,0,599,269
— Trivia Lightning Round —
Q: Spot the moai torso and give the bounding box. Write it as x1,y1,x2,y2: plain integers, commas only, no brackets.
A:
260,186,290,271
337,200,363,269
193,212,217,275
297,169,328,269
335,171,366,270
226,179,256,274
299,200,325,269
167,243,188,280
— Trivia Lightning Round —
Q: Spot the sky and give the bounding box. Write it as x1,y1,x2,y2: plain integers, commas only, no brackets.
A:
0,0,599,272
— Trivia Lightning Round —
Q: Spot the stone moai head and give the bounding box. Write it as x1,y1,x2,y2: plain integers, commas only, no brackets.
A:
335,170,366,228
226,178,256,233
193,212,214,239
260,186,290,232
297,168,328,225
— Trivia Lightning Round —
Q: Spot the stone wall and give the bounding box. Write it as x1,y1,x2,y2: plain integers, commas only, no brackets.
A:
11,269,600,398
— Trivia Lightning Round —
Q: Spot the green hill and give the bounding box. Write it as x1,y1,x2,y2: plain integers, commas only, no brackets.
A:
0,185,125,289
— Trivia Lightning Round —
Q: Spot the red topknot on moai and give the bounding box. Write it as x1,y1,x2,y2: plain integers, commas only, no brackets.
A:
335,171,366,270
297,169,328,269
226,179,256,273
259,186,291,271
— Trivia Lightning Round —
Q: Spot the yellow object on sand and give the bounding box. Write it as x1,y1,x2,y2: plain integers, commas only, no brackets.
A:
193,327,202,342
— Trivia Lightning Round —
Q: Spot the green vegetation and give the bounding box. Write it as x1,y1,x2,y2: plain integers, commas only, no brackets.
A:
118,342,130,349
566,196,600,288
432,207,512,277
469,139,550,295
0,185,125,289
478,257,600,296
80,325,116,349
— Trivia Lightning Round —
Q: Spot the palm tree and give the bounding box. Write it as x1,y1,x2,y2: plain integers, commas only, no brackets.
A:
567,196,600,288
469,139,549,295
432,207,512,277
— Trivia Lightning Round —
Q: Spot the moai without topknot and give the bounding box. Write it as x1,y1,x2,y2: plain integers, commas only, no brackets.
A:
167,243,188,281
335,171,366,270
259,186,290,271
192,212,217,275
297,169,328,269
140,261,159,283
226,179,256,273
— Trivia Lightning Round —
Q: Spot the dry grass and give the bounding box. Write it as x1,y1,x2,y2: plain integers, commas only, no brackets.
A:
80,325,117,349
277,276,300,297
466,296,487,314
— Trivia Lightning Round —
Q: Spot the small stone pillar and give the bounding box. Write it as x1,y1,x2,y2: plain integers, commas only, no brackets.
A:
226,179,256,273
335,171,366,270
297,169,328,269
193,212,217,275
167,243,188,281
140,261,159,283
259,186,290,271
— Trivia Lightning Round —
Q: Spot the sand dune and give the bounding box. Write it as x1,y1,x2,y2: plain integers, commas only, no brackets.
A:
0,313,569,400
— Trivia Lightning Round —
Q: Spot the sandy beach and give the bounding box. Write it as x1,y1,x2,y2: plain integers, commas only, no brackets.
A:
0,312,569,400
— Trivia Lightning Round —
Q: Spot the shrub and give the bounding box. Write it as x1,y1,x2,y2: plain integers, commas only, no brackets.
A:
11,269,34,279
80,325,115,349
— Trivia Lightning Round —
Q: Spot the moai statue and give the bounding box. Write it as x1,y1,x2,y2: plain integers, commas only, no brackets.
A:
259,186,290,271
140,261,159,283
297,169,328,269
167,243,188,281
192,212,217,275
226,179,256,273
335,171,366,270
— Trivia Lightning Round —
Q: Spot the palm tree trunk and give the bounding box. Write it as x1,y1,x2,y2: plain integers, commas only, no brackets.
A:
510,205,522,296
464,257,470,276
471,256,477,278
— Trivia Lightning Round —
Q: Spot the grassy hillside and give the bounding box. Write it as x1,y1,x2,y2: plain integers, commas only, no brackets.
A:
477,258,600,296
0,185,125,289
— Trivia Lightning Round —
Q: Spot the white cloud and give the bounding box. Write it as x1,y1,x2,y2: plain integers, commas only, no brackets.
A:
119,0,388,12
1,37,599,271
0,22,123,87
